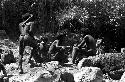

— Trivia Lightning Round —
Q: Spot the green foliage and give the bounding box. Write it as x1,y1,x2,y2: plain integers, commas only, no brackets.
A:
57,0,125,51
1,0,125,51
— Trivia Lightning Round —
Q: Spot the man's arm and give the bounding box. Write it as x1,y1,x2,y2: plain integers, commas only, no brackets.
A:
77,35,89,48
77,39,86,48
55,40,63,48
55,40,66,49
29,22,34,32
19,22,23,33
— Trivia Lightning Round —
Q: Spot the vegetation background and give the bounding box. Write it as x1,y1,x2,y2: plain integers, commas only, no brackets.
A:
0,0,125,52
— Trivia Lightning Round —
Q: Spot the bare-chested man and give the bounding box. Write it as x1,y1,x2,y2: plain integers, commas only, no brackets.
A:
18,13,41,74
47,33,68,64
71,34,96,64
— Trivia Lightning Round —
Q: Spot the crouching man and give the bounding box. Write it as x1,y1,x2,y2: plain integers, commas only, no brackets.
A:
47,33,68,64
71,34,96,64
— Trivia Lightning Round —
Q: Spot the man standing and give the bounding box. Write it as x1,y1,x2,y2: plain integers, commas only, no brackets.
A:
18,13,41,74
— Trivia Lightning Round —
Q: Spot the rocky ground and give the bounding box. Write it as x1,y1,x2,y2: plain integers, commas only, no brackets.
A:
0,41,125,82
2,56,122,82
4,61,120,82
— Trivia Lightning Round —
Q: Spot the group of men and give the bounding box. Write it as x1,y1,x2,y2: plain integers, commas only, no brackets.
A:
18,13,97,74
0,12,97,76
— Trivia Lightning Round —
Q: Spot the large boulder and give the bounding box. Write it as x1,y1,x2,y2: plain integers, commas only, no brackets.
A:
77,56,101,69
74,67,103,82
8,61,104,82
60,67,78,82
77,57,94,69
77,53,125,74
9,66,61,82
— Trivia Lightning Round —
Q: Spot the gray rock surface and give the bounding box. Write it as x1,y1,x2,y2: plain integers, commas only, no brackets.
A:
74,67,103,82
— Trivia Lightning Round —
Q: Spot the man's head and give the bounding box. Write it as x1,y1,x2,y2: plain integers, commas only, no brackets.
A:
56,33,66,41
80,28,90,36
56,29,68,40
22,13,30,20
40,36,48,44
22,13,34,21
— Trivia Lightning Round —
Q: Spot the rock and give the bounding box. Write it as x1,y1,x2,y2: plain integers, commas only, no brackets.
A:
102,79,119,82
119,72,125,82
59,67,78,82
77,55,103,69
3,77,9,82
9,67,61,82
5,63,18,74
41,61,60,72
11,48,19,62
77,57,93,69
60,72,74,82
1,49,16,64
77,55,101,69
102,79,111,82
77,53,125,74
74,67,103,82
108,69,124,80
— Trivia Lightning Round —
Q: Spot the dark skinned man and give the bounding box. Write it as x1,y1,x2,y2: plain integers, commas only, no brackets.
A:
71,33,96,64
18,13,41,74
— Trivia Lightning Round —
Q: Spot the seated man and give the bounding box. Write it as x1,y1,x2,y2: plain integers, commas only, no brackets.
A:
47,33,67,64
71,34,96,64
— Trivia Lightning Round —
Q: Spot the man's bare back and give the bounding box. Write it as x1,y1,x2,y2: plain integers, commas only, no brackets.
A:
18,14,39,74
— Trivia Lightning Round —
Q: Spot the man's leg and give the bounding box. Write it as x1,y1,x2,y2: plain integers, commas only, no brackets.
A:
19,36,25,74
28,47,37,68
28,48,34,63
47,44,56,61
86,50,96,57
54,48,66,64
24,36,35,63
71,47,79,64
29,38,42,64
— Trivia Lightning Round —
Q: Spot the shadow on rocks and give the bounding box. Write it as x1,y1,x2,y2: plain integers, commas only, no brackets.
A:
60,72,75,82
